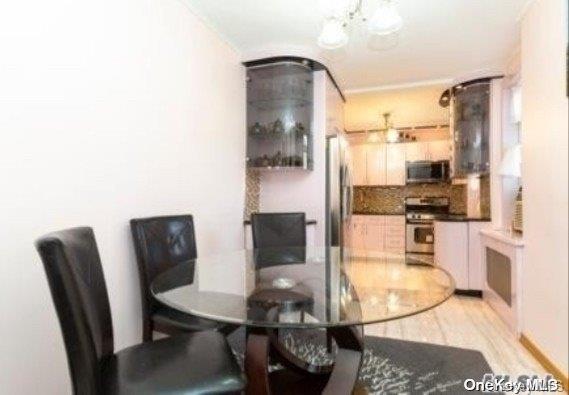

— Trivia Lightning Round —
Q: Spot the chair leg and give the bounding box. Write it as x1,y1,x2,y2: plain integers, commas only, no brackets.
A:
326,330,333,354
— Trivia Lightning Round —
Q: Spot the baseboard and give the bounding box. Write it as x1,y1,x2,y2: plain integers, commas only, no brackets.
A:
520,333,568,391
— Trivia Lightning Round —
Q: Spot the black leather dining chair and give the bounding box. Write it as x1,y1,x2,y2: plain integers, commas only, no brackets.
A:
251,212,306,248
35,227,245,395
130,215,234,342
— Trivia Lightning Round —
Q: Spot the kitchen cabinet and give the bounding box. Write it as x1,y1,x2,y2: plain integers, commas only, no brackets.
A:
434,222,469,289
385,144,406,185
246,61,314,170
405,142,429,162
427,140,451,161
366,144,386,185
364,216,385,257
350,143,404,186
468,222,490,290
384,215,406,253
351,144,367,186
348,215,405,257
405,141,450,162
452,80,490,177
434,220,491,291
351,140,449,186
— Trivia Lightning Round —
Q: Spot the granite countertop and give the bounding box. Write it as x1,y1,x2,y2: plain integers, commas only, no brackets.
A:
352,211,405,216
243,219,317,225
435,214,491,222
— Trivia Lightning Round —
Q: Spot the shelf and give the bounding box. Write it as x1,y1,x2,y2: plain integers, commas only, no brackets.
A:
248,165,311,171
247,97,311,111
248,132,308,140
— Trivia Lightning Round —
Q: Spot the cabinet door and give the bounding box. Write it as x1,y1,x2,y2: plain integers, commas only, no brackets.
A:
428,140,451,161
384,216,406,253
467,222,490,290
364,216,385,257
349,216,367,256
434,221,469,289
351,144,367,186
405,142,428,162
366,144,386,185
385,144,406,185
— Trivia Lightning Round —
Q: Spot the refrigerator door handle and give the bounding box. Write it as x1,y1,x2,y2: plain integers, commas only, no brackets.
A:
345,164,354,221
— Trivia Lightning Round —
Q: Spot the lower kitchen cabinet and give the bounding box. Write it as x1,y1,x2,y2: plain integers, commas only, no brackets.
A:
434,220,491,291
349,215,405,257
434,222,469,288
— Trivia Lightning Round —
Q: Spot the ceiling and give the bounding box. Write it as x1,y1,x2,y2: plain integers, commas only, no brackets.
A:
185,0,528,91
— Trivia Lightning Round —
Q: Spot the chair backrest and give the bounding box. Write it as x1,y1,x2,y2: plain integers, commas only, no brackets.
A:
35,227,113,395
251,212,306,248
130,215,197,317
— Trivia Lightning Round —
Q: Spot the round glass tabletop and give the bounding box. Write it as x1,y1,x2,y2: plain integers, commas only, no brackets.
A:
151,247,454,329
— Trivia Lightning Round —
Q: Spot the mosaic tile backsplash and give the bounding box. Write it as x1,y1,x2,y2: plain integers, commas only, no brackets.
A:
353,183,468,215
244,169,260,219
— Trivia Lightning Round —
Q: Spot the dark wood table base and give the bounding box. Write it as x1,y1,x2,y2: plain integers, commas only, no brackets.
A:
245,326,364,395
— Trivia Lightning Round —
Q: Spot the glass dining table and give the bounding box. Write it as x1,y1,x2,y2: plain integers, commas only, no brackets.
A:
151,247,454,395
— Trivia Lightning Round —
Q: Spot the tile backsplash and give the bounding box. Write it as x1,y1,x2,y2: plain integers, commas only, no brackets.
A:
244,168,260,219
353,183,467,215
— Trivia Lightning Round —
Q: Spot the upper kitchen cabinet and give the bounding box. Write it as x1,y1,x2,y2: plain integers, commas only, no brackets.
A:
350,142,406,186
366,144,386,185
405,140,450,162
246,61,313,170
385,143,406,185
351,144,367,186
451,80,490,177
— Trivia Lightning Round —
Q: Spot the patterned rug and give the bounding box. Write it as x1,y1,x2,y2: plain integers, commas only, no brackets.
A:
227,328,495,394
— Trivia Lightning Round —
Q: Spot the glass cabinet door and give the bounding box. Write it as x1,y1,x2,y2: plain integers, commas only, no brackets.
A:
246,61,313,170
452,82,490,177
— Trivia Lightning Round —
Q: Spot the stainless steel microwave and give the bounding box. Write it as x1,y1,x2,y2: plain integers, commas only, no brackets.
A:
406,160,449,184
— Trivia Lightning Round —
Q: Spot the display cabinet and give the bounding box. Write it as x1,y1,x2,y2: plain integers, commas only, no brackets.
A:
246,61,313,170
452,81,490,177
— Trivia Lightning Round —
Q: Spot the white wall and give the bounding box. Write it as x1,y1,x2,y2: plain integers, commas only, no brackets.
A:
344,84,450,131
520,0,568,374
0,1,245,393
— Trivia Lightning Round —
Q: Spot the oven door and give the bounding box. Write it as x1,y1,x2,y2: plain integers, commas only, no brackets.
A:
406,223,435,254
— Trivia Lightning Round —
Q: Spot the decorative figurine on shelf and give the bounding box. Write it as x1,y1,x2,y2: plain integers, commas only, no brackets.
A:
272,151,283,167
261,155,271,167
249,122,264,135
290,122,305,136
272,119,284,134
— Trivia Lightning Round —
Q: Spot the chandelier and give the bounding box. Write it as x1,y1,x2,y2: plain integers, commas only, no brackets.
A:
317,0,403,49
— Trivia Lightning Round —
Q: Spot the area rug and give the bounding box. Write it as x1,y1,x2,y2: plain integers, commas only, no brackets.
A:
227,328,496,394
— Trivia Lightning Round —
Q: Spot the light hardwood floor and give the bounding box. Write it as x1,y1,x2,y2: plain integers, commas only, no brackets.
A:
365,295,548,380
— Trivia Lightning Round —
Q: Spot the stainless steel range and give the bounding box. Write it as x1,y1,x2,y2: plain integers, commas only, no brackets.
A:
405,197,449,254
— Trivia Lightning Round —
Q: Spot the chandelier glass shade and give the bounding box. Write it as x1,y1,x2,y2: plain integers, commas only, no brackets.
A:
368,0,403,35
317,18,349,49
318,0,403,49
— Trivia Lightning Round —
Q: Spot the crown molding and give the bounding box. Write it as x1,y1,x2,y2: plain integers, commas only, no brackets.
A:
344,78,454,94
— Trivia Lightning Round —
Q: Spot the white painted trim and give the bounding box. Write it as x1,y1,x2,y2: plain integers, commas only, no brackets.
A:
176,0,242,56
344,78,454,94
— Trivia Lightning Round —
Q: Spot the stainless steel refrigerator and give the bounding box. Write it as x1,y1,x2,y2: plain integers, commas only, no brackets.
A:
325,134,354,247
